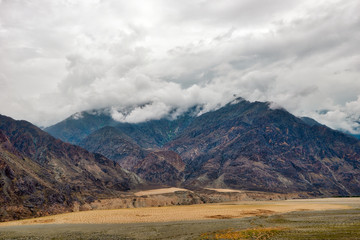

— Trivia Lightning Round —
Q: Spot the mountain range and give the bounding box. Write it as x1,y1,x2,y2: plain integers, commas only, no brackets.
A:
1,98,360,221
45,98,360,196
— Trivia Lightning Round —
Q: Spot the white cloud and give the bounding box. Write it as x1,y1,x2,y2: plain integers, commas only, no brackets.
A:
111,102,171,123
0,0,359,133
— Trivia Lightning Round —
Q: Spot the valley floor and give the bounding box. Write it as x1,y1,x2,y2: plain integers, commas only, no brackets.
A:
0,197,359,239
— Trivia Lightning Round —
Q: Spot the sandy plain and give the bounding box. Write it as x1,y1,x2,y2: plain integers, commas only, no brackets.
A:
134,187,190,196
0,197,357,227
205,188,243,193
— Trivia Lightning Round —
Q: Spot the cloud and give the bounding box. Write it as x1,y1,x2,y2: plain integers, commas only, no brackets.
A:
0,0,359,133
111,102,172,123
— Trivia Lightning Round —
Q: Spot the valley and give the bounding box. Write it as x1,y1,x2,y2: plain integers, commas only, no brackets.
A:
0,197,355,226
2,1,359,239
2,98,360,223
0,197,359,239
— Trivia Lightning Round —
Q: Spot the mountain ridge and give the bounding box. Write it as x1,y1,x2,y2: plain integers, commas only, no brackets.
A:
45,99,360,196
0,114,143,222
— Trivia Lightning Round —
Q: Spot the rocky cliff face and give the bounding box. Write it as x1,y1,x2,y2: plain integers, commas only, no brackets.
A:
45,99,360,196
133,151,185,186
79,126,145,170
79,128,185,186
0,115,143,222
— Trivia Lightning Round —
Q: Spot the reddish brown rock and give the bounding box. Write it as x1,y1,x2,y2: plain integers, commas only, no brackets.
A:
0,114,143,222
133,151,185,186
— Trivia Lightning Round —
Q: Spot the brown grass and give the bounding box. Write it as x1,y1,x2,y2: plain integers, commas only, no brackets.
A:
206,215,236,219
0,198,355,227
32,219,55,224
199,227,287,240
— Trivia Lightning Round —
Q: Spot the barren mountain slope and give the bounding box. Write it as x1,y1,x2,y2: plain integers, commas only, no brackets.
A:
0,115,143,222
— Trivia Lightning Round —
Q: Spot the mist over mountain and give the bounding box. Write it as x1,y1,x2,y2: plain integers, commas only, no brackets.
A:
45,98,360,196
45,104,202,146
45,109,119,145
2,97,360,221
1,1,360,135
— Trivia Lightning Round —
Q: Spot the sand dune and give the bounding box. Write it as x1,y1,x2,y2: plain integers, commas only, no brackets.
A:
1,198,357,226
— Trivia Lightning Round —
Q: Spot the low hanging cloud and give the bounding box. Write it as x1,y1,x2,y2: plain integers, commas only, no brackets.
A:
0,0,360,133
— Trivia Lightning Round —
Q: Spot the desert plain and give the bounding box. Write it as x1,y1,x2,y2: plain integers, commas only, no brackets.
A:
1,193,360,239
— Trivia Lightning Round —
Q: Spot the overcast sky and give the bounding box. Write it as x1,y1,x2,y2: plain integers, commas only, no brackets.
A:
0,0,359,132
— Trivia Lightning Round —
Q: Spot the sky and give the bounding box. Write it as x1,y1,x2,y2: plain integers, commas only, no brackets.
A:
0,0,360,132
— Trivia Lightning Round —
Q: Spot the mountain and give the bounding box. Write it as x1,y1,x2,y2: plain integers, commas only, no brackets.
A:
353,134,360,140
165,100,360,195
79,126,186,186
44,110,118,145
299,116,324,127
79,126,146,170
0,114,142,222
113,110,197,148
46,98,360,196
45,106,199,147
132,150,185,186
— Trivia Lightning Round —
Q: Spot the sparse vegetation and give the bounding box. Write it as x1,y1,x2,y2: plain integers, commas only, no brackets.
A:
199,227,285,240
1,209,360,239
0,198,359,239
0,198,351,226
